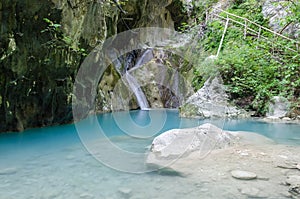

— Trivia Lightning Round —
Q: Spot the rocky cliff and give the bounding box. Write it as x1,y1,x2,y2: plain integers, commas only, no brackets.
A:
0,0,188,132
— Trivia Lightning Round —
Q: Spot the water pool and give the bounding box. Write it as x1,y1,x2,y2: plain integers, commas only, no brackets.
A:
0,109,299,198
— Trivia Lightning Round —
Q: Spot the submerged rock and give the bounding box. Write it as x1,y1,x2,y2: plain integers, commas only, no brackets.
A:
0,167,18,175
231,170,257,180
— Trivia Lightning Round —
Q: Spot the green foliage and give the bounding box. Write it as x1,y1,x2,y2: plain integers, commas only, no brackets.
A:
41,18,87,57
216,39,300,115
228,0,267,25
190,0,300,116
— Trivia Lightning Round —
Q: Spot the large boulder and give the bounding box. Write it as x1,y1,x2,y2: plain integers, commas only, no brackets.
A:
146,123,276,172
146,123,234,169
180,76,249,118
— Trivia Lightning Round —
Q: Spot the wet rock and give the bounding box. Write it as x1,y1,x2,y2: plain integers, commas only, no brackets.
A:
0,167,18,175
231,170,257,180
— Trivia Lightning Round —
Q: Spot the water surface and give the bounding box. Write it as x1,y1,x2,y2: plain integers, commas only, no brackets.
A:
0,109,299,198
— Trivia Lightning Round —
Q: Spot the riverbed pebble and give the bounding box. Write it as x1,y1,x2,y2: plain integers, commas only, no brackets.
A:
231,170,257,180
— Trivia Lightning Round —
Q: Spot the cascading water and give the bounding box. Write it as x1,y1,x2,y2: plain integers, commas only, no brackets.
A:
125,72,150,110
121,49,154,110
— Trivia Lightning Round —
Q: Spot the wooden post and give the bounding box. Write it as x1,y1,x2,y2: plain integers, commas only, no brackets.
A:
216,16,229,57
244,20,247,39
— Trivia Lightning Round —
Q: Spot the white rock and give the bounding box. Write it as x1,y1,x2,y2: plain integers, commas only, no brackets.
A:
265,116,280,121
282,117,292,121
231,170,257,180
149,123,233,159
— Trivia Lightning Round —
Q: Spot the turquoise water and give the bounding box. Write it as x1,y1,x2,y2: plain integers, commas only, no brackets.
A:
0,109,299,198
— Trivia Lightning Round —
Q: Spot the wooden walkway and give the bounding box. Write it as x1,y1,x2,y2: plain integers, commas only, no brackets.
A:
209,8,299,57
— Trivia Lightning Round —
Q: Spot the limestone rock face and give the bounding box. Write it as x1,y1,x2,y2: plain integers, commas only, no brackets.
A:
180,76,249,118
0,0,187,132
0,0,120,132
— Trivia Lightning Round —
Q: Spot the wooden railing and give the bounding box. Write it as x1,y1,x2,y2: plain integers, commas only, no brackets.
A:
209,8,299,57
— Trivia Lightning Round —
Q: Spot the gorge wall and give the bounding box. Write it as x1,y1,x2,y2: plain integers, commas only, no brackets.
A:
0,0,187,132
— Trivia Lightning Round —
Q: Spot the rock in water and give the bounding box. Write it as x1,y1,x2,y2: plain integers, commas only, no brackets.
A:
231,170,257,180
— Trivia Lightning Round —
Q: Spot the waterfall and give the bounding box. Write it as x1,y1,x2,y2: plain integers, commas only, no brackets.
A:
124,49,153,110
133,49,153,69
125,72,150,110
